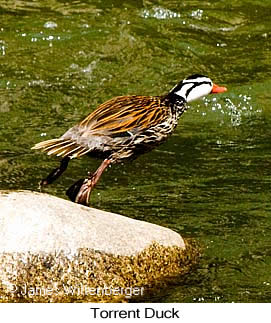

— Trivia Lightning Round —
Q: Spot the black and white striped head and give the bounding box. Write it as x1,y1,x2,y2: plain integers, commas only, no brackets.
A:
169,74,227,103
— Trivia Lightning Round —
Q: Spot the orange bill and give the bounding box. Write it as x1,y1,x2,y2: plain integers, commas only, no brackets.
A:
211,83,227,93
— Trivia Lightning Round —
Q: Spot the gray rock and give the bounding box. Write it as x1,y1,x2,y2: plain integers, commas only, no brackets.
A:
0,190,195,302
0,190,184,256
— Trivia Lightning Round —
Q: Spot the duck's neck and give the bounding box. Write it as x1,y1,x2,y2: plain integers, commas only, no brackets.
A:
162,93,187,116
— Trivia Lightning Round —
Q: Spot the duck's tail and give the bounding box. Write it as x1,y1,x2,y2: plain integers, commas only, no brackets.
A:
31,138,91,159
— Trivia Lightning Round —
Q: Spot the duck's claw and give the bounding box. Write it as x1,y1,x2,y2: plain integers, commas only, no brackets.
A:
75,180,93,206
66,159,111,206
66,178,86,203
66,177,95,206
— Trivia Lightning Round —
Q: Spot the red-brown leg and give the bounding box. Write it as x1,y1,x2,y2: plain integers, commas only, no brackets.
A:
66,159,111,206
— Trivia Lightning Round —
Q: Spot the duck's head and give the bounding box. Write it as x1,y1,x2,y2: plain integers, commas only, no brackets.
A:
169,74,227,103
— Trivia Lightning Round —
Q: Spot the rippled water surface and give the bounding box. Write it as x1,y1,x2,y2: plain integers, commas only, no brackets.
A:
1,0,271,302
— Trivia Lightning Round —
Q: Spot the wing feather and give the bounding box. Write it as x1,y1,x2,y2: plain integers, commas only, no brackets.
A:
32,95,175,159
79,96,169,136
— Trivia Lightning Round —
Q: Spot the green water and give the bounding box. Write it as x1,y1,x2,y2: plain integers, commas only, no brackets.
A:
1,0,271,303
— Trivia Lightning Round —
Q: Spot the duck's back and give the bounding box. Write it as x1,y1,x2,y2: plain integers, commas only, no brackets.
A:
33,95,180,162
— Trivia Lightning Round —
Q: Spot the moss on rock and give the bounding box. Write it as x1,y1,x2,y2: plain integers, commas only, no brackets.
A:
0,239,200,303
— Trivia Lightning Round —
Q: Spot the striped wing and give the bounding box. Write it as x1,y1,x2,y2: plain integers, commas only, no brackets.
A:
32,95,172,159
79,95,170,136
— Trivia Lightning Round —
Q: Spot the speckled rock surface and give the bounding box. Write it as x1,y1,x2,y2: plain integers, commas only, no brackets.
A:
0,190,198,302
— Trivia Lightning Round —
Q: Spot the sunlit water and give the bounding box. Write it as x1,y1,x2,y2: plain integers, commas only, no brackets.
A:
1,0,271,302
